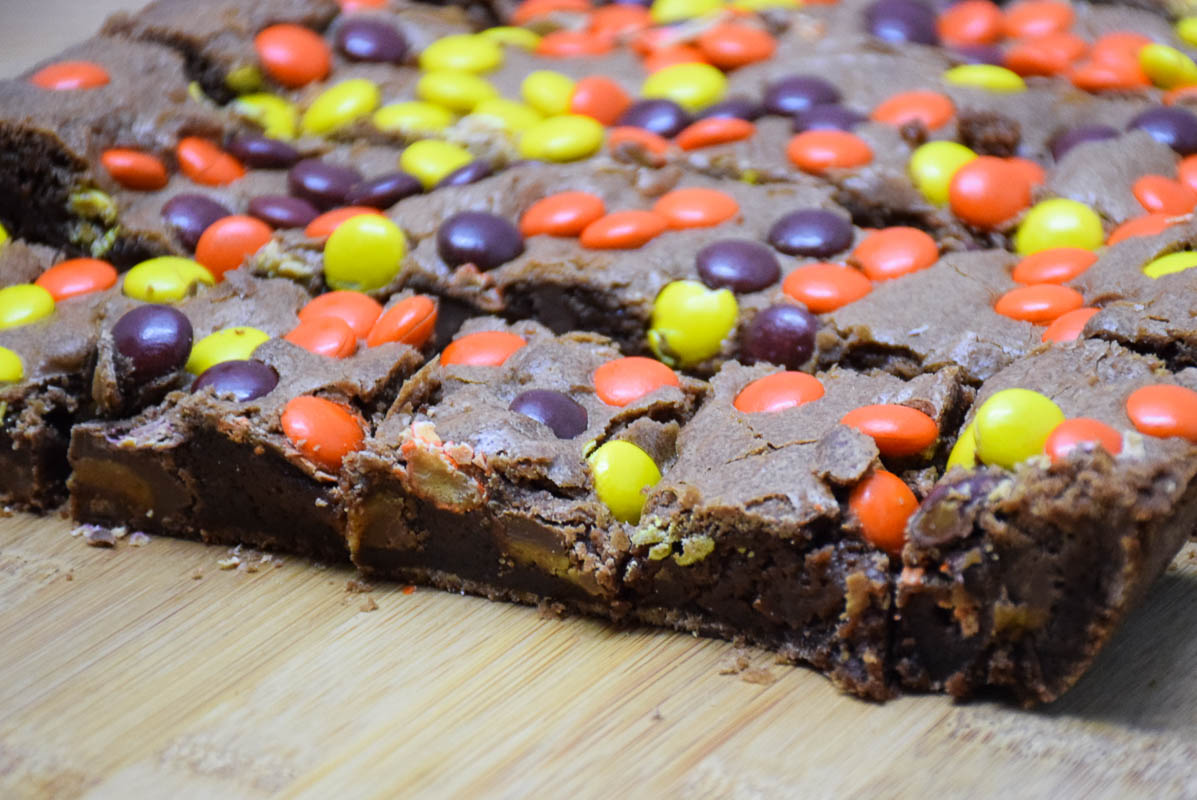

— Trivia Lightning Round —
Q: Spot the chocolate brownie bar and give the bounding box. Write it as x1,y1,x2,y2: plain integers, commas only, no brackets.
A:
344,318,705,603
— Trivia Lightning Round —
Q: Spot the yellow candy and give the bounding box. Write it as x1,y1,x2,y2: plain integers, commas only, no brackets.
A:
0,346,22,382
0,284,54,331
0,221,8,247
417,70,497,113
323,215,407,292
642,62,727,113
400,139,474,189
1142,250,1197,278
521,70,575,117
1014,198,1104,255
648,280,738,368
123,257,214,302
1177,16,1197,48
943,64,1026,93
418,34,503,73
908,141,978,206
945,422,977,471
373,101,455,136
480,26,540,50
225,64,263,94
231,93,298,140
1140,44,1197,89
186,327,269,375
588,440,661,524
518,114,604,162
466,98,543,134
973,388,1064,470
730,0,799,8
651,0,724,24
301,79,380,135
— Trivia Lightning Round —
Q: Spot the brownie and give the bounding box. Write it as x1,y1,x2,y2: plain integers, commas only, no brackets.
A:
0,240,66,288
895,340,1197,704
627,361,967,699
343,318,706,608
70,331,425,561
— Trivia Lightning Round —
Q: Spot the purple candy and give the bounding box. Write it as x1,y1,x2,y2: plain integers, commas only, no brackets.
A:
161,194,230,250
793,104,866,133
248,195,319,229
763,75,841,117
1127,107,1197,156
509,390,588,439
617,99,691,138
1048,125,1120,161
192,359,279,402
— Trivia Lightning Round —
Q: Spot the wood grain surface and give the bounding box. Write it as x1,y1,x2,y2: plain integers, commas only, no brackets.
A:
2,3,1197,798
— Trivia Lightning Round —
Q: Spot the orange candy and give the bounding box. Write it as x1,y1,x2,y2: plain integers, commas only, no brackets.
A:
29,60,109,90
1090,32,1152,63
1125,384,1197,441
1003,0,1074,38
937,0,1004,46
849,470,917,556
569,77,631,125
1107,213,1178,246
948,156,1034,229
642,46,707,74
367,294,438,349
254,24,331,88
1012,247,1097,284
1178,155,1197,194
1004,32,1087,77
304,206,383,238
840,405,939,458
1005,157,1046,188
511,0,590,25
593,356,680,407
339,0,386,9
34,258,117,301
652,188,739,230
787,130,873,173
696,23,777,69
607,126,672,158
1069,51,1149,92
281,395,365,472
100,149,168,191
176,137,246,186
675,117,756,151
733,371,825,414
520,192,606,238
870,90,955,130
994,284,1084,323
1044,417,1123,463
1166,85,1197,106
588,4,651,40
1042,306,1098,343
298,291,383,338
441,331,527,367
537,30,613,58
1132,175,1197,215
285,316,358,359
782,263,872,312
194,215,273,280
852,227,938,281
580,210,669,249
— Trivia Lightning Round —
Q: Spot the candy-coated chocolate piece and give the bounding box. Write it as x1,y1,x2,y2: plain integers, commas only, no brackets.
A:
641,62,727,112
438,161,494,190
1132,175,1197,215
937,0,1003,47
587,440,660,523
194,215,274,281
849,469,916,555
696,97,764,121
767,209,853,258
1128,107,1197,155
373,101,455,135
509,390,588,439
1142,251,1197,279
419,34,503,73
345,172,422,210
400,140,474,189
192,359,279,402
255,24,332,88
437,212,524,271
281,395,365,472
763,75,840,117
162,195,232,250
0,284,54,330
249,195,319,229
323,215,406,292
0,346,23,382
787,130,873,172
305,207,382,238
520,192,605,237
740,304,818,370
695,239,780,293
522,70,575,116
302,79,381,135
867,0,939,46
697,22,776,69
299,291,382,339
232,93,299,140
651,0,722,23
733,371,825,413
652,188,739,229
469,98,543,134
337,18,408,63
30,60,109,90
35,258,117,301
1107,213,1177,246
617,99,691,138
852,227,938,281
1048,125,1119,161
285,316,358,358
1014,199,1104,254
781,263,872,312
366,295,437,349
177,137,246,186
289,160,364,210
909,140,977,206
226,135,301,169
100,149,168,191
441,331,527,367
1125,384,1197,442
518,115,604,162
569,76,632,126
943,64,1026,92
1011,248,1097,284
946,422,977,470
0,222,7,247
994,284,1084,323
418,70,497,112
948,156,1032,229
580,210,668,249
648,280,738,367
112,305,193,382
842,404,938,458
186,327,270,375
973,388,1065,469
1139,44,1197,89
1044,417,1123,464
1041,307,1098,343
123,257,214,302
593,356,679,407
793,105,865,133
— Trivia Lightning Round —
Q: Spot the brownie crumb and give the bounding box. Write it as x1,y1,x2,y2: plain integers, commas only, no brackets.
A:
84,528,116,548
718,649,753,675
359,597,379,613
191,569,203,580
128,532,151,547
957,110,1021,157
740,668,778,686
216,556,240,570
346,578,374,594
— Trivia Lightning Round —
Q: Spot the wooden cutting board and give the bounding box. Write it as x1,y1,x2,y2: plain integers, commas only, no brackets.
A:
2,514,1196,799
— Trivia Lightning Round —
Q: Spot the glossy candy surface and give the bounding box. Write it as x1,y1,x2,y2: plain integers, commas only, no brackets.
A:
112,305,193,381
509,390,588,438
